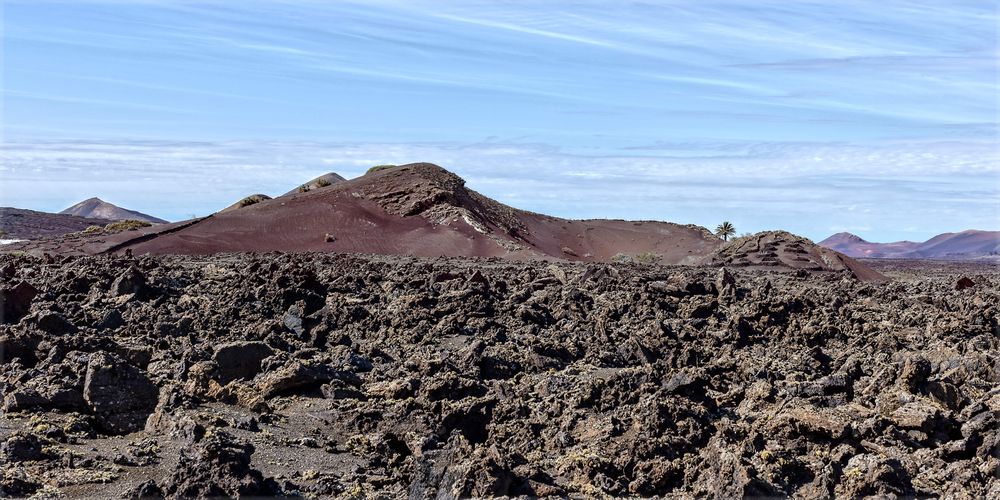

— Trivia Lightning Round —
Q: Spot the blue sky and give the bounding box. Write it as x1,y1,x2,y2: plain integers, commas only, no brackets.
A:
2,0,997,242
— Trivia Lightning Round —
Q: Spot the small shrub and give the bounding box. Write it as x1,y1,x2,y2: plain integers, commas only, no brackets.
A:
297,185,311,193
324,233,336,242
238,197,260,208
315,178,332,188
611,252,659,265
611,253,633,264
104,220,152,232
366,164,396,174
729,232,754,244
82,225,104,235
635,252,660,264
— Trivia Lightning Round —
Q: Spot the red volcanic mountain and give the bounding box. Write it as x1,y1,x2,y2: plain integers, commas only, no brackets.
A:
60,197,167,224
117,163,721,264
820,231,1000,261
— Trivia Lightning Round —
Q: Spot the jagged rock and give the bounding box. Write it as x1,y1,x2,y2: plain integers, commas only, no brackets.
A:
3,351,90,413
955,276,975,290
282,303,305,337
213,341,274,384
0,251,994,497
781,408,849,439
716,267,736,298
836,454,914,497
159,431,276,498
95,309,124,330
0,472,40,497
125,480,164,499
663,369,705,394
891,400,939,431
112,266,147,297
36,311,77,335
83,352,159,434
898,356,931,392
0,433,45,462
1,281,38,324
254,361,351,399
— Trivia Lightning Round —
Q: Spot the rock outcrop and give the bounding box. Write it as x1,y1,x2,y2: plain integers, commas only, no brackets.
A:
700,231,886,281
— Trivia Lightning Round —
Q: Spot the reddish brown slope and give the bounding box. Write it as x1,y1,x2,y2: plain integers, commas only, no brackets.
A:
279,172,347,197
914,230,1000,260
0,208,108,240
120,163,720,263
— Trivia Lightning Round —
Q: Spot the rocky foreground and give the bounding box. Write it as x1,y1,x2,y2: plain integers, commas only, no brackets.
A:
0,253,997,498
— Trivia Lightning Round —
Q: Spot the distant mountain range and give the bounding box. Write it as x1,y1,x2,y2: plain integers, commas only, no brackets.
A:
60,197,167,224
1,163,886,280
1,198,167,240
819,230,1000,261
0,208,110,240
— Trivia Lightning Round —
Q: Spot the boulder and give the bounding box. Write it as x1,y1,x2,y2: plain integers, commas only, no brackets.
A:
955,277,975,291
35,311,77,335
213,341,274,384
111,266,147,297
891,400,939,431
1,281,38,324
0,433,45,463
716,267,736,298
897,356,931,392
159,431,276,498
83,352,159,434
836,454,914,497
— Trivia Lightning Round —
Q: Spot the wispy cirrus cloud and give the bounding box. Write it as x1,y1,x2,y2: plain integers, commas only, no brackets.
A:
1,0,996,242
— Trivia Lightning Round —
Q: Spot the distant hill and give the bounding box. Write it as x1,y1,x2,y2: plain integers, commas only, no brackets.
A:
280,172,347,197
819,230,1000,261
220,194,272,213
102,163,725,264
60,198,167,224
0,207,109,240
700,231,886,281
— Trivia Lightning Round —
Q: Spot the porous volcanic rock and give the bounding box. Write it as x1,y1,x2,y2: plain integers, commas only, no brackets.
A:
1,281,38,324
0,253,996,497
157,431,277,498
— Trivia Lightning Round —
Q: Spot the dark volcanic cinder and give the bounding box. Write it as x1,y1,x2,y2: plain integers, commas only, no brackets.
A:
0,253,997,498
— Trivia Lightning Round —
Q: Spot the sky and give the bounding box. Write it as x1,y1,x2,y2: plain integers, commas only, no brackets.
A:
1,0,997,242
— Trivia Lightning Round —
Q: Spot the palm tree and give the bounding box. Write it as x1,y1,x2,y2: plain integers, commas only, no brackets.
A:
716,221,736,241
